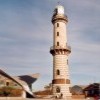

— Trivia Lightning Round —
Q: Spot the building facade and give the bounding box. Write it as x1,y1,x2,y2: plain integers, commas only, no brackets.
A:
50,5,72,99
0,69,39,98
84,83,100,98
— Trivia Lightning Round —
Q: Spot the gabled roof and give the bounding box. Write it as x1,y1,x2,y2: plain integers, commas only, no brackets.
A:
0,69,40,97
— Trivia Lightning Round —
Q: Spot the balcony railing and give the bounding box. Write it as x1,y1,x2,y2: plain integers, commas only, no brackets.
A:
52,14,68,23
52,14,68,19
50,45,71,52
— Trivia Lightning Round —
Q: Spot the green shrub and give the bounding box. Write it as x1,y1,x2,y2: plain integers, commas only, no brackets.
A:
0,86,23,97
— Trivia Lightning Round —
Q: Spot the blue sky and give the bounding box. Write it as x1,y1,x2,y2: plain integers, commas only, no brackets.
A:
0,0,100,91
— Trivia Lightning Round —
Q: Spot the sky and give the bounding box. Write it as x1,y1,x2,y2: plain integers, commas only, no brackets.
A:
0,0,100,91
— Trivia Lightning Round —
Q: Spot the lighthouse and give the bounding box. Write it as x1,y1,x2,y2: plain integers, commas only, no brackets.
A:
50,5,72,99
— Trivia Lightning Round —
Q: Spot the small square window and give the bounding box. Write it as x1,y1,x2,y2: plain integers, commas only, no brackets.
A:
6,82,9,86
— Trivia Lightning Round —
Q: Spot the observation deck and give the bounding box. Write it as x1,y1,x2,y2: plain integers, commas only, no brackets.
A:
52,14,68,24
50,45,71,55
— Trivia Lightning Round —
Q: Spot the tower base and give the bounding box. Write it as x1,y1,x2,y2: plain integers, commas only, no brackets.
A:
53,96,72,100
66,96,72,100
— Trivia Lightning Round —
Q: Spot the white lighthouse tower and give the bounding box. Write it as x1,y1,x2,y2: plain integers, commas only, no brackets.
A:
50,5,72,99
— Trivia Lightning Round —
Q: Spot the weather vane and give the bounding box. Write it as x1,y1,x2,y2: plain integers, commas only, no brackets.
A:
57,0,61,5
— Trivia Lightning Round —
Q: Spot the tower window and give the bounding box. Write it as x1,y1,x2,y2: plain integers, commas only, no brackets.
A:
67,60,68,65
57,42,59,46
57,23,59,27
57,32,59,36
56,87,60,93
57,69,60,75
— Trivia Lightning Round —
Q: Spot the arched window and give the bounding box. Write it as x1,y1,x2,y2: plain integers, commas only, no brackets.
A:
57,69,60,75
57,23,59,27
57,32,59,36
56,87,60,93
57,42,59,46
67,60,68,65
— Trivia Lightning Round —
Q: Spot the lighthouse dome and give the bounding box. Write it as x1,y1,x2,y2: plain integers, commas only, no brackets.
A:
54,5,64,15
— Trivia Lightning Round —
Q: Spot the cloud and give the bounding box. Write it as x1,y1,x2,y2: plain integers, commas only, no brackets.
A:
0,0,100,90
